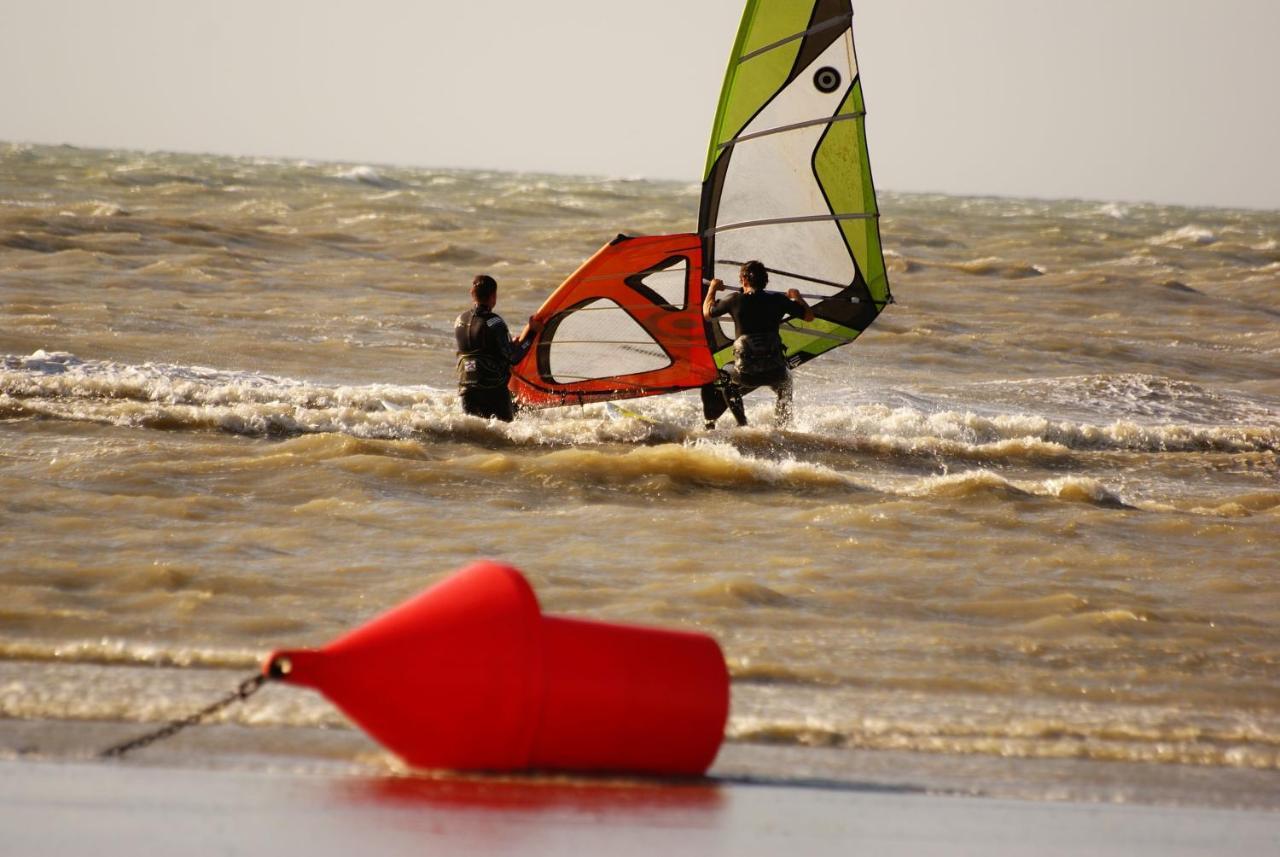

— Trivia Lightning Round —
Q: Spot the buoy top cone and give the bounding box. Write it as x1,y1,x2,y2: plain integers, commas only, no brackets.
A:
266,562,729,776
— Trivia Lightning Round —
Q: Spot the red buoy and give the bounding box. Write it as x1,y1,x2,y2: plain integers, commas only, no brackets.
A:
265,561,729,776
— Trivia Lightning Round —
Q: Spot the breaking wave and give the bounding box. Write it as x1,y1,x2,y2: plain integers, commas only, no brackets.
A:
727,714,1279,769
1149,225,1218,247
903,471,1131,508
4,353,1278,459
805,400,1279,455
0,637,260,671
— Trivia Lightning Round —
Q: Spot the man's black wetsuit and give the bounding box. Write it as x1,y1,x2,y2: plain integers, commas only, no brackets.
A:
702,290,809,428
454,305,532,421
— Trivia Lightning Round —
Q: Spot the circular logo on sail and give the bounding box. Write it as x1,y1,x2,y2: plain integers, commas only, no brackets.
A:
813,67,842,94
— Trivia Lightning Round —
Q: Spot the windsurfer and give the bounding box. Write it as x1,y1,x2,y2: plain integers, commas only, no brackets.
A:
700,260,814,430
454,275,542,421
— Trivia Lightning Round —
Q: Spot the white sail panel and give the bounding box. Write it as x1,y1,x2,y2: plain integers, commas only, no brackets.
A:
712,30,858,294
638,260,688,309
547,298,671,383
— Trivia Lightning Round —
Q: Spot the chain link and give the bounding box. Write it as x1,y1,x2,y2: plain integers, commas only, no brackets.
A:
100,673,270,759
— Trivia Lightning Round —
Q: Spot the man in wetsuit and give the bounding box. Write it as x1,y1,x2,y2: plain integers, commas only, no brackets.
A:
701,260,814,430
454,274,542,421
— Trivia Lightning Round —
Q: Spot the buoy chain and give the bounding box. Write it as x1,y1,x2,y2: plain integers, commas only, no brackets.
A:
100,673,269,759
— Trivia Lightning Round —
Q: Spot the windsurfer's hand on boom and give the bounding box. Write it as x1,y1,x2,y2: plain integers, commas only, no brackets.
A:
786,288,817,322
702,278,724,320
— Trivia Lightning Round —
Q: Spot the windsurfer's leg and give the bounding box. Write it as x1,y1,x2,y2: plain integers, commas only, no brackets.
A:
700,382,730,427
495,390,516,422
726,383,747,426
772,374,794,428
459,387,483,418
723,365,749,427
461,387,514,422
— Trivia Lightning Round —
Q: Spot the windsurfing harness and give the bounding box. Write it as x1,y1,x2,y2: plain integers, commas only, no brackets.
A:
455,307,528,390
509,0,892,409
732,333,788,387
711,290,807,385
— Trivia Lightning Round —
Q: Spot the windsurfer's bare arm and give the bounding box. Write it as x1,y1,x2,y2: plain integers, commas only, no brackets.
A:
786,289,816,322
702,278,723,320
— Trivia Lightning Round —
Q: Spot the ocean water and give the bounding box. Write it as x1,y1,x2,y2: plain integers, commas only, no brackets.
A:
2,143,1278,803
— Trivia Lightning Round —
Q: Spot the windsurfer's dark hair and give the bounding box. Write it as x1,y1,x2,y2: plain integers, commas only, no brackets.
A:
740,260,769,290
471,274,497,303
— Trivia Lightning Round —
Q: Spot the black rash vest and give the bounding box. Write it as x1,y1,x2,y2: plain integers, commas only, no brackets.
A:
708,290,808,337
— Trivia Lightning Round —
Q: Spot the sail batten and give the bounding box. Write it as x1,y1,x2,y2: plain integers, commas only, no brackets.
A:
717,112,865,150
706,212,879,235
737,13,854,63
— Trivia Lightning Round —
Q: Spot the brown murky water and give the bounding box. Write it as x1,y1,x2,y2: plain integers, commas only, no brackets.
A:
2,144,1278,800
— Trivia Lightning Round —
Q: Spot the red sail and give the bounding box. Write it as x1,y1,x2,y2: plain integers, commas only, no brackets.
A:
510,233,718,408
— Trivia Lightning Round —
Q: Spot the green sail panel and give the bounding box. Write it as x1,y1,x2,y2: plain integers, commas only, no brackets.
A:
701,0,891,369
816,80,890,308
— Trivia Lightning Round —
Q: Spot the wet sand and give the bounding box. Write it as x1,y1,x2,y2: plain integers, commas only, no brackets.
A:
5,757,1278,857
4,715,1279,856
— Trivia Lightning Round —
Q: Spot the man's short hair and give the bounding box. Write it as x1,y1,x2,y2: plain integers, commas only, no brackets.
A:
471,274,497,303
740,260,768,290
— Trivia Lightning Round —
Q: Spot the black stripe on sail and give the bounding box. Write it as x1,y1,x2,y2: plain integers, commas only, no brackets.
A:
623,255,692,312
738,13,852,64
813,289,880,332
790,0,854,83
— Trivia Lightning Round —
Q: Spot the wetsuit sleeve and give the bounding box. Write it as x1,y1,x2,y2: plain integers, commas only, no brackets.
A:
508,333,533,365
453,312,471,353
489,316,531,365
709,292,738,318
784,297,809,319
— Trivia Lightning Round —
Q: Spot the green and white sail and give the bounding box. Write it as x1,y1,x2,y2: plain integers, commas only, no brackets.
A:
700,0,892,368
511,0,891,408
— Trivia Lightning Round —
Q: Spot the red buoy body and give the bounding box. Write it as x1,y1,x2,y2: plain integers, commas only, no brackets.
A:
266,562,729,776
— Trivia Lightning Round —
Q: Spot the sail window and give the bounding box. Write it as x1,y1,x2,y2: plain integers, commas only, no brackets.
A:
547,299,672,383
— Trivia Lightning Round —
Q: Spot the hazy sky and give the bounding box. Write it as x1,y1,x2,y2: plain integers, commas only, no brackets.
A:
2,0,1277,209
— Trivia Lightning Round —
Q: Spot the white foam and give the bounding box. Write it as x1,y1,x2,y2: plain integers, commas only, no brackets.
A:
334,165,399,189
804,397,1278,455
1149,225,1218,247
4,354,1277,456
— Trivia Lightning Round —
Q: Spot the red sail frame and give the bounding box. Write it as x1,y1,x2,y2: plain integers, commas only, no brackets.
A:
510,233,718,408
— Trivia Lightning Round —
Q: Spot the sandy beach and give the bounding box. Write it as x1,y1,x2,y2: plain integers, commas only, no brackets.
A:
5,712,1279,856
5,754,1279,857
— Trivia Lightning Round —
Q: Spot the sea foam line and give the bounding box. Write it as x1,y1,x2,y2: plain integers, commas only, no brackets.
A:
4,352,1278,456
